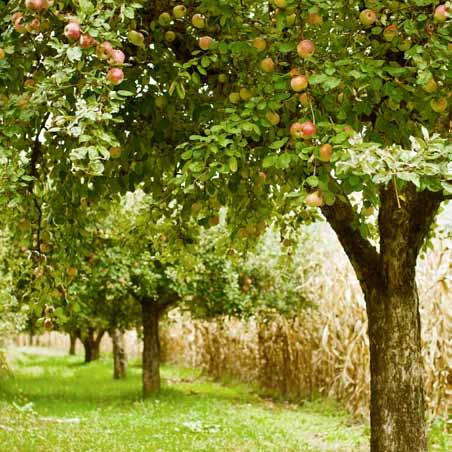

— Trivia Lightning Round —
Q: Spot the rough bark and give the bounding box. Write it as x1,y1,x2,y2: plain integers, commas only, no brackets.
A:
322,183,443,452
69,334,77,356
82,329,105,363
141,301,161,397
111,329,128,379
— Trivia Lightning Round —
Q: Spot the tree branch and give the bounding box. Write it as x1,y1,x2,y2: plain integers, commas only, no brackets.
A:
321,192,381,294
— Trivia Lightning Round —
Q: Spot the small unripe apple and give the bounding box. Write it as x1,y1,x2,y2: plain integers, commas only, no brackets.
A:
286,14,296,27
307,13,323,26
43,318,53,331
430,97,448,113
199,36,213,50
257,172,267,183
24,79,37,89
319,143,333,162
80,34,96,49
191,202,203,214
192,14,206,29
252,37,267,52
362,206,374,216
240,87,252,101
305,190,324,207
109,147,122,158
108,49,125,65
291,75,308,92
25,0,45,11
260,57,275,73
67,266,78,277
218,73,228,83
64,22,81,41
229,92,241,104
434,5,448,23
107,67,124,85
299,92,312,107
359,9,377,27
297,39,315,58
265,111,280,125
158,12,172,27
128,30,145,47
165,30,176,42
0,48,5,60
97,41,113,60
423,78,437,93
155,96,167,109
173,5,187,19
274,0,287,8
383,24,399,42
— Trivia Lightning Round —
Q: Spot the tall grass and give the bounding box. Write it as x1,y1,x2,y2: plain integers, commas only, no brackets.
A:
161,232,451,421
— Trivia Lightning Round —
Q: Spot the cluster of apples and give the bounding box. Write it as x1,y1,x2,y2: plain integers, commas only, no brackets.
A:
43,304,55,331
157,5,214,51
63,20,125,86
11,0,53,34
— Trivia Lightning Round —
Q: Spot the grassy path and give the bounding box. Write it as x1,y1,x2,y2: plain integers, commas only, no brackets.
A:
0,347,446,451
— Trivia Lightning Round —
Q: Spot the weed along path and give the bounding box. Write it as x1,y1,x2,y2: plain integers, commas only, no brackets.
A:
0,348,369,451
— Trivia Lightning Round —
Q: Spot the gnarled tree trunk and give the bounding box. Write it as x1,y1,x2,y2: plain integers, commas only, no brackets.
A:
141,301,161,397
111,329,127,379
322,184,442,452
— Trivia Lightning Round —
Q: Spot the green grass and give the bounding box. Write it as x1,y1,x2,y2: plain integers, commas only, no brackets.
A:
0,348,448,452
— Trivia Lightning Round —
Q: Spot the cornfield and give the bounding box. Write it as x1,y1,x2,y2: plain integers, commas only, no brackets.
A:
161,235,452,420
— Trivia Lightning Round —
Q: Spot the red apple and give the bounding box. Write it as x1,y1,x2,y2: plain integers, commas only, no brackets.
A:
192,14,206,29
434,5,448,22
297,39,315,58
305,190,324,207
383,24,399,42
300,120,316,138
25,0,45,11
199,36,213,50
290,122,305,139
14,16,27,33
319,144,333,162
108,49,125,65
260,57,275,72
359,9,377,26
80,34,96,49
291,74,308,92
64,22,81,41
107,67,124,85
